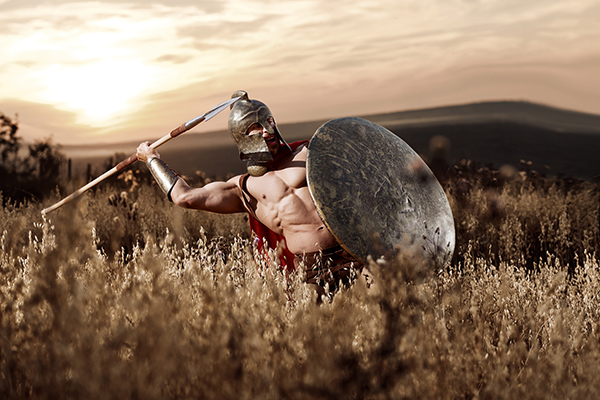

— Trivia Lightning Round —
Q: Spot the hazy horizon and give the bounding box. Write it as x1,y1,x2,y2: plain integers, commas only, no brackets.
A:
1,0,599,146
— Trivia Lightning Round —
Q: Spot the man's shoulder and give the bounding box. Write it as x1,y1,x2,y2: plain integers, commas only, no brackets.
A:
291,142,308,159
289,139,310,149
227,173,246,187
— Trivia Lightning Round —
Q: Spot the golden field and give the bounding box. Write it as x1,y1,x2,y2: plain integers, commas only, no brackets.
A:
1,160,600,399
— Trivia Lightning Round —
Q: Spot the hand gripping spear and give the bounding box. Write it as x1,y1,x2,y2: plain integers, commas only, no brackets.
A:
41,95,243,215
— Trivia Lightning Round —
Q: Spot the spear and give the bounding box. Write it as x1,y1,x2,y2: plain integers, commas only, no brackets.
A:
41,95,242,215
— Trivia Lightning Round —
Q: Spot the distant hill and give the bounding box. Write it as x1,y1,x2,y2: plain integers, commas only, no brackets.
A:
367,101,600,181
62,101,600,181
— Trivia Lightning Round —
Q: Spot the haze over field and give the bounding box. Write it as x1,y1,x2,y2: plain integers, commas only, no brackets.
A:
0,0,599,145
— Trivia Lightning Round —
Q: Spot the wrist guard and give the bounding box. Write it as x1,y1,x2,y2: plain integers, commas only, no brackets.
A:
146,157,179,202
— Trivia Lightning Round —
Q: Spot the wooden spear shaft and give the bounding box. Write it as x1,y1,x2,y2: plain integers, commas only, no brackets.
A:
41,95,242,215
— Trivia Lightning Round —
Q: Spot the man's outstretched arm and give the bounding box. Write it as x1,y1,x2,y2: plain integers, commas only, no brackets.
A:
137,141,245,214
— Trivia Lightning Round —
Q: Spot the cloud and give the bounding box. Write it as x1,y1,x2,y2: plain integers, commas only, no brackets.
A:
0,98,99,144
154,54,194,64
1,0,600,146
0,0,224,12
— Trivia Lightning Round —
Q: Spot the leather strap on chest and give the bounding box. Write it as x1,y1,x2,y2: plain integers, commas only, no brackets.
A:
238,173,258,220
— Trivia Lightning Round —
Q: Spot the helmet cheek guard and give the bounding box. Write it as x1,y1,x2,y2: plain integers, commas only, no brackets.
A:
228,90,289,176
246,160,268,177
239,132,272,177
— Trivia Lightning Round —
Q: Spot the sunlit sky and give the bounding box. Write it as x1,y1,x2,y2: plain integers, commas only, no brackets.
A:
1,0,599,145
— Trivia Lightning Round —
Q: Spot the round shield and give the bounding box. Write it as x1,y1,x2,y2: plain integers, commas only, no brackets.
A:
306,117,455,267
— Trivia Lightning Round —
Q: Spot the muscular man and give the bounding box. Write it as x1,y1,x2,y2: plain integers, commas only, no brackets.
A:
137,90,363,297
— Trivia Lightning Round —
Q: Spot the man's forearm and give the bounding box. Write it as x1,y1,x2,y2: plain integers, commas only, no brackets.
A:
146,156,179,202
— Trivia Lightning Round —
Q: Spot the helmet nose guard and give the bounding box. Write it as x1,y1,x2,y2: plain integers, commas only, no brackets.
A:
228,90,288,176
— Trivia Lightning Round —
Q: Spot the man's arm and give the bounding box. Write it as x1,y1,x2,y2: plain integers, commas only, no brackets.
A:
137,141,245,214
170,177,245,214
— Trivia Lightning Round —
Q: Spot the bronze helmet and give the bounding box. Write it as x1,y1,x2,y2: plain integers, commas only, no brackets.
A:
228,90,290,176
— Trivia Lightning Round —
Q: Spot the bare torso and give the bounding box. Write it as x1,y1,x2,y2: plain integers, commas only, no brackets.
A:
238,144,337,254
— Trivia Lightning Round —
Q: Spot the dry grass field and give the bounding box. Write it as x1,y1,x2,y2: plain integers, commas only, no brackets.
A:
1,159,600,399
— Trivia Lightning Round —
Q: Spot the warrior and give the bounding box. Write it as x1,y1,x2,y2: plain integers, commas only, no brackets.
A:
137,90,366,298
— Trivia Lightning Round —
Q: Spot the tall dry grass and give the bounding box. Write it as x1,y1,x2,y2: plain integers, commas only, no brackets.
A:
1,164,600,399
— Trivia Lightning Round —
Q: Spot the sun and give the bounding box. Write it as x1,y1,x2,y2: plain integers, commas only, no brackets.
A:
43,60,154,124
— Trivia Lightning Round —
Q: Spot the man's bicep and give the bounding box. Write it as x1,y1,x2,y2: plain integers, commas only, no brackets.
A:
202,181,246,213
172,179,245,214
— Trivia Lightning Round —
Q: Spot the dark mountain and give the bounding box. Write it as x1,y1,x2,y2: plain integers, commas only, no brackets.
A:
367,101,600,180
